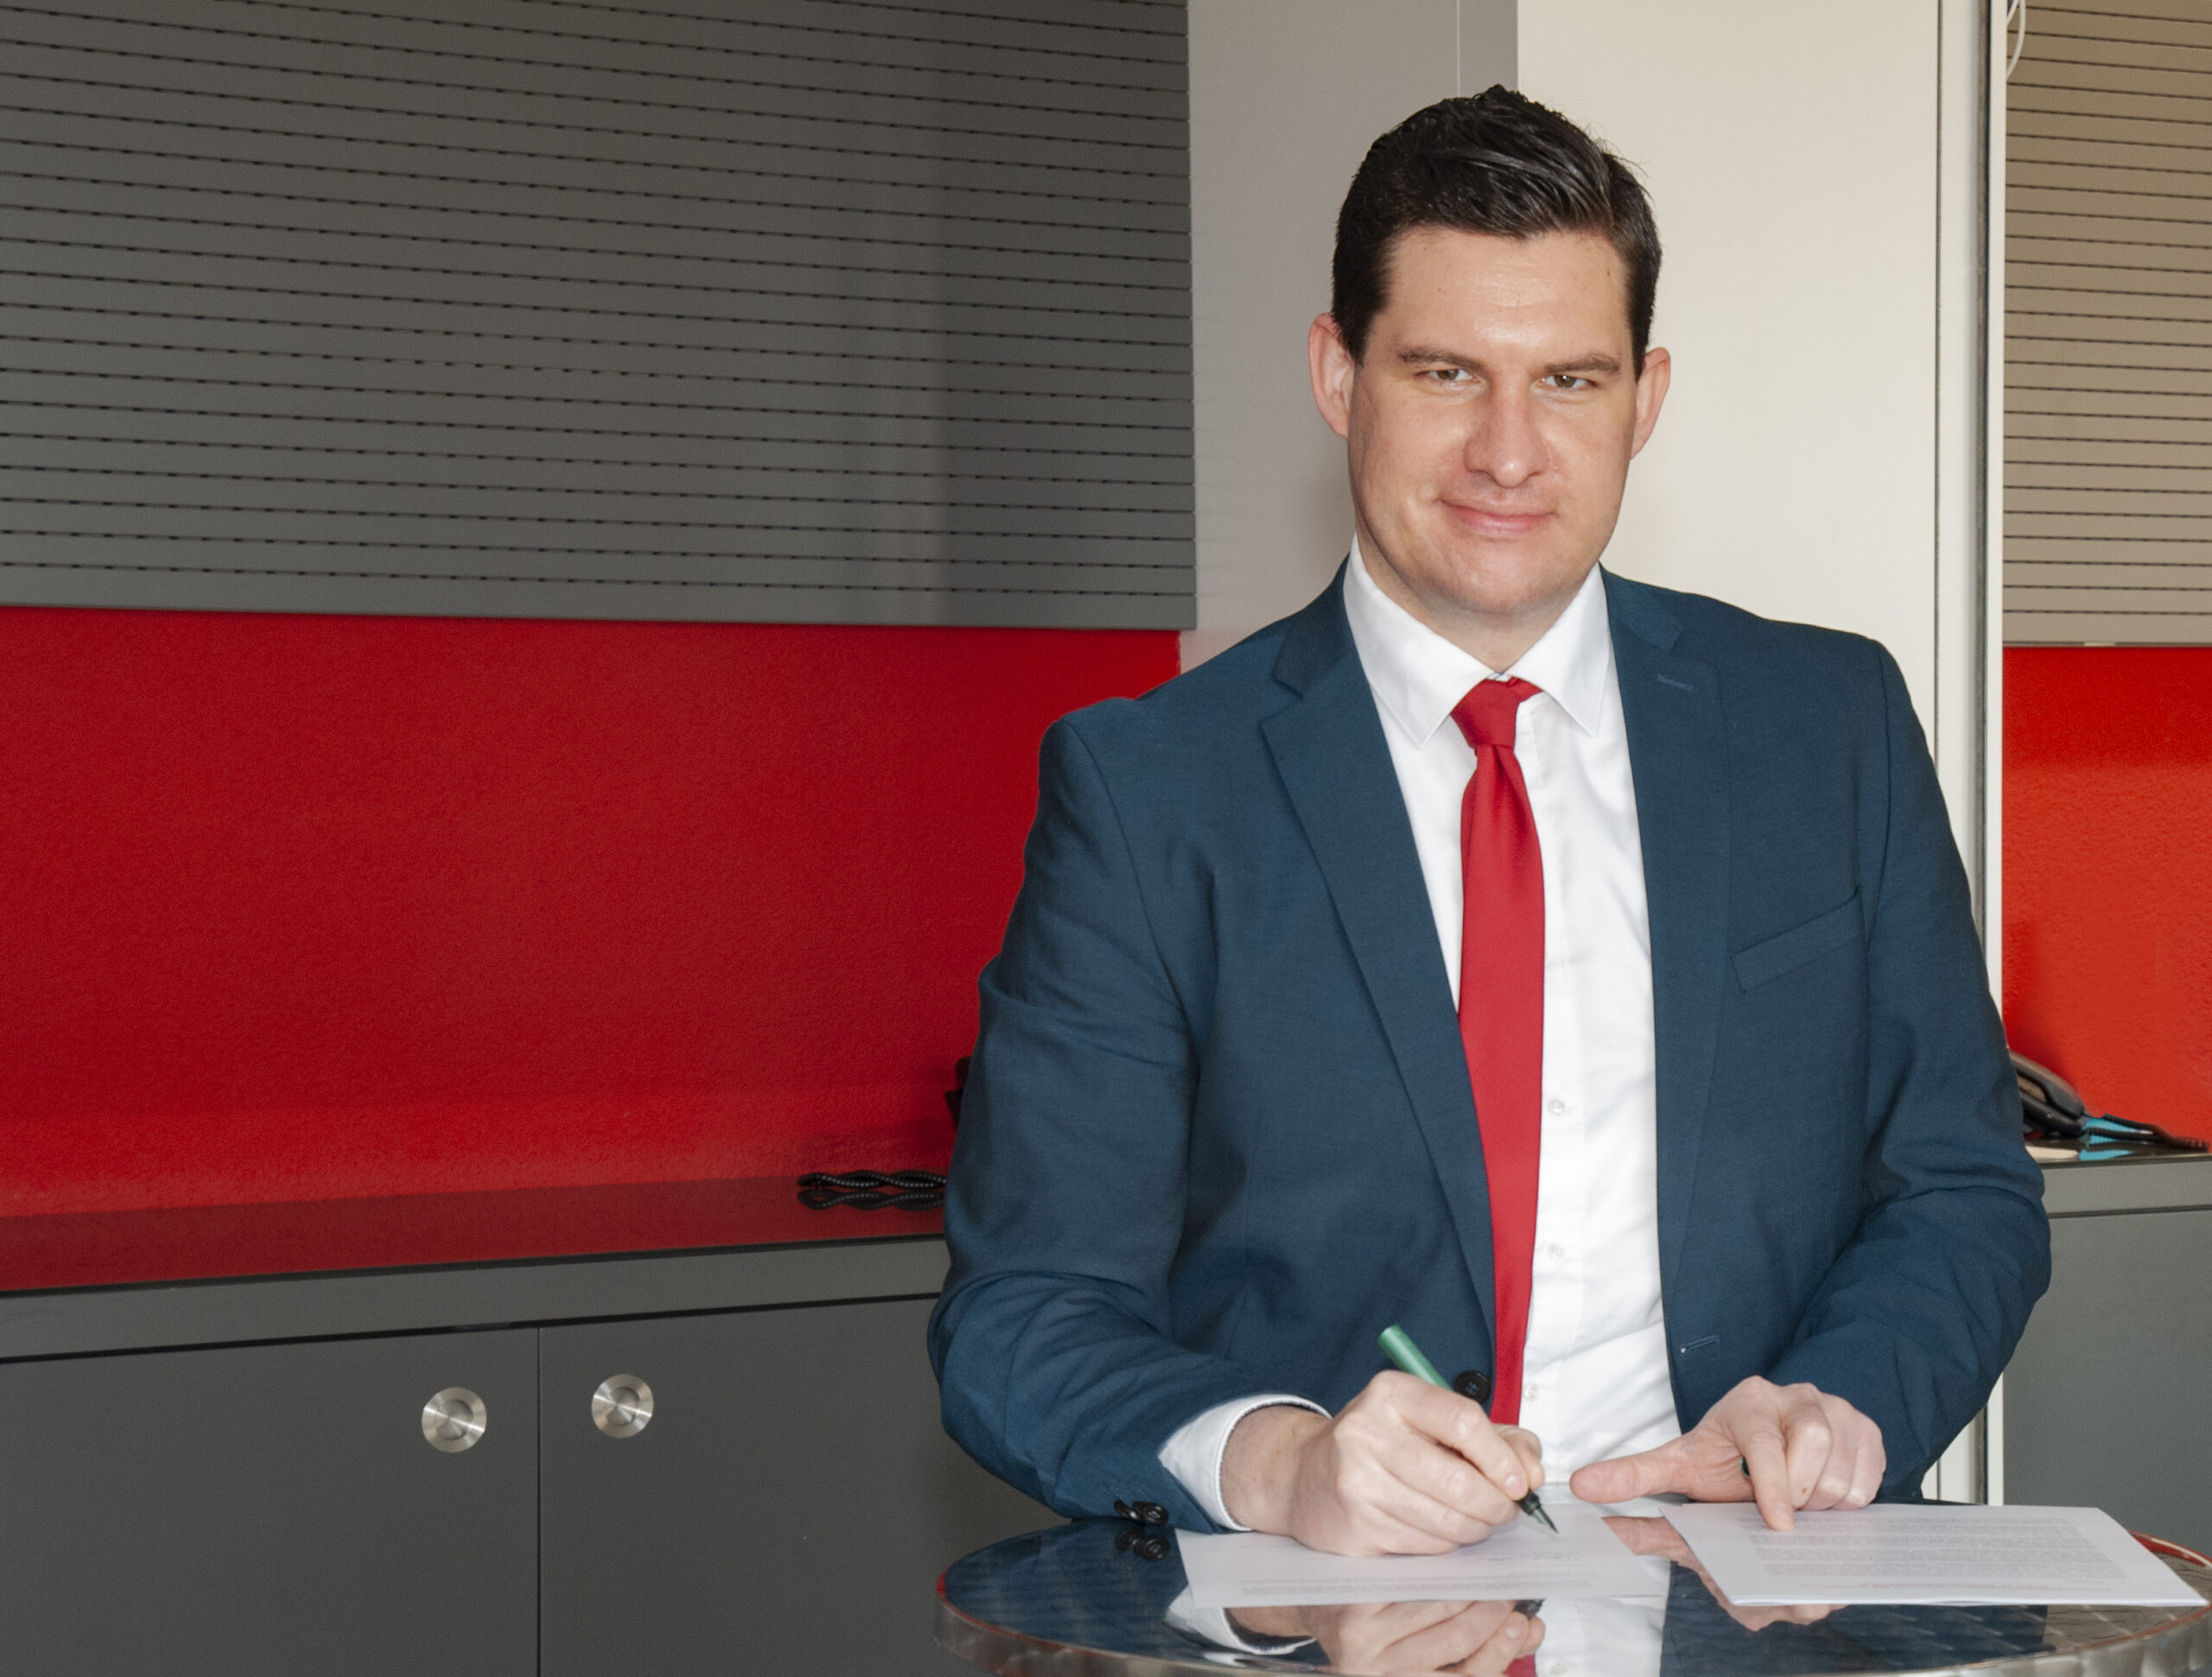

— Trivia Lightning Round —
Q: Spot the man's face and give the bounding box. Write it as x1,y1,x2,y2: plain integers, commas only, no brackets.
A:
1309,227,1669,658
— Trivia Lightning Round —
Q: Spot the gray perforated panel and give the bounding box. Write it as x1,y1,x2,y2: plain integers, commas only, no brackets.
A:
2006,0,2212,644
0,0,1195,626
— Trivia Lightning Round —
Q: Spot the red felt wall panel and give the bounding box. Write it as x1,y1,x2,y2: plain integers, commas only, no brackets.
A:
2004,646,2212,1140
0,607,1179,1215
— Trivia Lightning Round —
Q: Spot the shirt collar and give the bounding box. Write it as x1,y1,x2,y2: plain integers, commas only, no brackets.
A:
1342,535,1613,747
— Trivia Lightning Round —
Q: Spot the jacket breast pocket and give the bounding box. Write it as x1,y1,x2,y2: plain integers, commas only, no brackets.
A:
1732,893,1862,990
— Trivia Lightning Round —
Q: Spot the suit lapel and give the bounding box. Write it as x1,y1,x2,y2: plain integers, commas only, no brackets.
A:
1605,572,1730,1295
1262,573,1497,1344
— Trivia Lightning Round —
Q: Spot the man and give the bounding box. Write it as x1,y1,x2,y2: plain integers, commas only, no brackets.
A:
930,88,2046,1569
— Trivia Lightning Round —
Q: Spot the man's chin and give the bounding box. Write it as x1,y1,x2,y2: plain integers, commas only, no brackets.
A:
1423,558,1598,626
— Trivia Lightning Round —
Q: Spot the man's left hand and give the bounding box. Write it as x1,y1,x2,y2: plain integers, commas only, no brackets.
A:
1565,1376,1884,1529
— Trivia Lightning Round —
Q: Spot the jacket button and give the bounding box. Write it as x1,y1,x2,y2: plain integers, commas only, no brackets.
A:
1452,1369,1492,1405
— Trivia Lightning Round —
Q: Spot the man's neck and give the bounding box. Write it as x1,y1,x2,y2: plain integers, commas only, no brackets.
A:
1353,534,1591,673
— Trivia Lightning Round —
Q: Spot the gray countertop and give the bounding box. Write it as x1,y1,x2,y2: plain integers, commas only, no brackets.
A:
0,1234,951,1364
8,1154,2195,1367
2038,1151,2212,1216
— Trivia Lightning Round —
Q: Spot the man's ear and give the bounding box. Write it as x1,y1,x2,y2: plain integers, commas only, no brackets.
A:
1630,346,1671,458
1308,314,1357,441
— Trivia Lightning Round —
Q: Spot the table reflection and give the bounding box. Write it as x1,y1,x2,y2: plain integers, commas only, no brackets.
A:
939,1515,2212,1676
1197,1597,1560,1674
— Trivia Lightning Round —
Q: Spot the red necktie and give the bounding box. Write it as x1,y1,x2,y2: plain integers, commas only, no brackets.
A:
1451,677,1545,1428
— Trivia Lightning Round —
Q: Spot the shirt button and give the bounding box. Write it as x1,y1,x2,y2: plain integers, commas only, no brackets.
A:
1523,1382,1540,1402
1546,1096,1567,1116
1546,1242,1567,1262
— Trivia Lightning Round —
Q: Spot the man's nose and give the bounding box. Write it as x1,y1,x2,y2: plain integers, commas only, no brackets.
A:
1463,387,1547,487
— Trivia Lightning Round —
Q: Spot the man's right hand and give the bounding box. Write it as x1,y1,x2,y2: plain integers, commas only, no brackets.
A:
1230,1599,1543,1674
1219,1371,1546,1554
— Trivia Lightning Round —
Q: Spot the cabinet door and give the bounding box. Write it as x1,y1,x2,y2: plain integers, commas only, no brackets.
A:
541,1297,1052,1675
2005,1208,2212,1553
0,1326,537,1675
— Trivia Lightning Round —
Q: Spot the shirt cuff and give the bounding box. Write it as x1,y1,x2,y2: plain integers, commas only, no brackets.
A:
1156,1394,1328,1531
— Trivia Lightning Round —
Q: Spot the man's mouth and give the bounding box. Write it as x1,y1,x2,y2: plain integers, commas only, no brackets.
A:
1440,501,1552,537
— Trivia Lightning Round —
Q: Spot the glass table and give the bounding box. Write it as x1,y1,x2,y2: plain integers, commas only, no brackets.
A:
938,1517,2212,1675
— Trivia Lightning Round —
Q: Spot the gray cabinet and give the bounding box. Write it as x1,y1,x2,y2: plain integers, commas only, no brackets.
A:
0,1240,1049,1674
2004,1159,2212,1553
541,1299,1050,1675
0,1327,538,1675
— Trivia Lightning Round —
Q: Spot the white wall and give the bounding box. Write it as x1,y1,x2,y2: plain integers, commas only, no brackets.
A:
1517,1,1945,722
1183,0,1515,667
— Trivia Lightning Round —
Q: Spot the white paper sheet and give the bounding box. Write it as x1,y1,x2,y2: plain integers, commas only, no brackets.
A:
1177,1501,1662,1609
1665,1503,2205,1607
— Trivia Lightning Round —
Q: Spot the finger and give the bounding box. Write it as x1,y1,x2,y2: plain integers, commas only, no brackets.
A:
1779,1388,1837,1509
1456,1609,1542,1676
1293,1442,1484,1556
1605,1515,1695,1564
1568,1440,1685,1506
1340,1440,1524,1548
1397,1382,1539,1502
1738,1411,1796,1530
1382,1438,1525,1534
1327,1496,1478,1557
1357,1598,1472,1638
1384,1599,1515,1670
1323,1598,1475,1661
1684,1559,1769,1632
1497,1426,1547,1490
1846,1439,1884,1509
1841,1405,1886,1509
1802,1400,1858,1511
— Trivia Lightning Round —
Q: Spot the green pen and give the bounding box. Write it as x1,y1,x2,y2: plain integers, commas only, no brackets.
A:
1379,1324,1560,1536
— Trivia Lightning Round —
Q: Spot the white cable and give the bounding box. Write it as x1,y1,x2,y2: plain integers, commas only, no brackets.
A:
2005,0,2028,80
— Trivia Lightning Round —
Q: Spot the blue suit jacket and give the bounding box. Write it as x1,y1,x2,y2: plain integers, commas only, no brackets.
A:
929,569,2049,1530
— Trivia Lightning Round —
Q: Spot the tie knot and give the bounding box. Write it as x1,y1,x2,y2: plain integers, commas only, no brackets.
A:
1451,677,1541,752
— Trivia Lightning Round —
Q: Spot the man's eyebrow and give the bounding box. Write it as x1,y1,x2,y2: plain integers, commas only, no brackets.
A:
1397,345,1479,367
1393,347,1624,377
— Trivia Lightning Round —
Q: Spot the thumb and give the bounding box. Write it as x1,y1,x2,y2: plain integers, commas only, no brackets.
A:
1569,1441,1688,1507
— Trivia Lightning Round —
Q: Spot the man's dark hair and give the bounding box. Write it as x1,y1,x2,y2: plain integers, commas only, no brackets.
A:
1332,86,1661,368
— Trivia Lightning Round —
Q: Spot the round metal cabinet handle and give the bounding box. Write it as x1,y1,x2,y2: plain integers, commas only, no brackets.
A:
592,1375,654,1439
422,1387,487,1453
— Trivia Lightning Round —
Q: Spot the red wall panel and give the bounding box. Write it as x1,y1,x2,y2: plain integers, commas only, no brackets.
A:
0,607,1179,1215
2004,645,2212,1140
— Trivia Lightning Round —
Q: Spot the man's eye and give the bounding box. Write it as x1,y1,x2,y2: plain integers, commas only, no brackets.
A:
1421,366,1471,384
1543,373,1593,391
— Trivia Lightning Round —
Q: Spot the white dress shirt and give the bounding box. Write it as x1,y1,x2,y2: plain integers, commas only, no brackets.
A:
1160,545,1681,1530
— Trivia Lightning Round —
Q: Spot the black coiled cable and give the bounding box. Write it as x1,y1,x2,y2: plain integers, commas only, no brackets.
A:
796,1169,947,1210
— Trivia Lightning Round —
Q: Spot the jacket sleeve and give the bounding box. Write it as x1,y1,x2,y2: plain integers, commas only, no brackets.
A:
927,715,1286,1528
1765,646,2050,1490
